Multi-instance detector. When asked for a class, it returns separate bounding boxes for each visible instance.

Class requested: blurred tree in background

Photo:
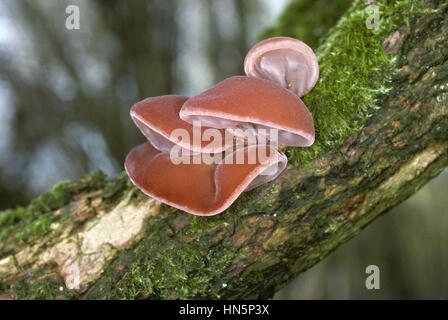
[0,0,270,208]
[0,0,446,299]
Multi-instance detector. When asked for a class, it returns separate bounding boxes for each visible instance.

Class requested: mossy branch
[0,0,447,299]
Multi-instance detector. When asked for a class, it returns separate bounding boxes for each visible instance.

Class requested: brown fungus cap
[125,142,287,216]
[131,95,232,153]
[244,37,319,97]
[180,76,315,147]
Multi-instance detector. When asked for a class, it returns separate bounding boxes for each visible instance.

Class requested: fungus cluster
[125,37,319,216]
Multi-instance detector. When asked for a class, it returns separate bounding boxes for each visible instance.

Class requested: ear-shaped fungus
[180,76,314,147]
[125,37,319,216]
[131,95,232,153]
[125,142,287,216]
[244,37,319,97]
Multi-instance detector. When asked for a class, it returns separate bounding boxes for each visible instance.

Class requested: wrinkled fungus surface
[125,143,287,216]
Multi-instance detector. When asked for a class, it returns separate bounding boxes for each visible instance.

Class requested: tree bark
[0,0,447,299]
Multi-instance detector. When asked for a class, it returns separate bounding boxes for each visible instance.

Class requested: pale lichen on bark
[1,189,159,293]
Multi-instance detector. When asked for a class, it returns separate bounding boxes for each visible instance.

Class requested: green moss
[189,214,229,236]
[101,171,130,199]
[262,0,429,168]
[125,243,233,299]
[0,170,108,253]
[91,212,239,299]
[10,267,77,300]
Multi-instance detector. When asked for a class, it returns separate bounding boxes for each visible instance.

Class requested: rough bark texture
[0,0,447,299]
